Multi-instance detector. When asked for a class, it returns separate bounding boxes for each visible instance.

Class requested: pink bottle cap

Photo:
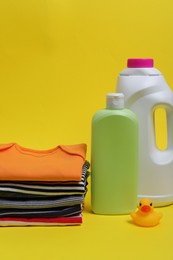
[127,58,154,68]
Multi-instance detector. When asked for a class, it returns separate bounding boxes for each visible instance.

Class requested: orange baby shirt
[0,143,87,181]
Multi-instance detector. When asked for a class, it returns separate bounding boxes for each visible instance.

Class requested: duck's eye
[139,203,142,206]
[150,203,153,206]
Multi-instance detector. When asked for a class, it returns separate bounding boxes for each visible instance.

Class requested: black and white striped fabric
[0,205,82,218]
[0,195,84,209]
[0,161,90,219]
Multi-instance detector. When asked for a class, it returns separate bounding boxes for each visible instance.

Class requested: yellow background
[0,0,173,259]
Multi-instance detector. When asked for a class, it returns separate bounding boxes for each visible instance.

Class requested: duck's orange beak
[141,205,151,213]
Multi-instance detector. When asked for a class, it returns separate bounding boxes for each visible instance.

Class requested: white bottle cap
[106,93,124,109]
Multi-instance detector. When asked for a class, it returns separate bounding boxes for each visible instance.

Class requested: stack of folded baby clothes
[0,143,90,226]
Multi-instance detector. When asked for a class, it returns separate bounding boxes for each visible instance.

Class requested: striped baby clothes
[0,143,90,226]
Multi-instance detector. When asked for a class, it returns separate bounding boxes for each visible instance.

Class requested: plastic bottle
[116,58,173,206]
[91,93,138,214]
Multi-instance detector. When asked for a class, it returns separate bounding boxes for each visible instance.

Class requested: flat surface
[0,194,173,260]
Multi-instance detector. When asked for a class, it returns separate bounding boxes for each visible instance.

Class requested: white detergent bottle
[116,58,173,206]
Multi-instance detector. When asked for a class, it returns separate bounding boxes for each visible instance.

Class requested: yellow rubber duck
[130,198,162,227]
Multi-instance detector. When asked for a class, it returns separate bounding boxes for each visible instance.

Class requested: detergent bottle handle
[150,103,173,164]
[166,104,173,150]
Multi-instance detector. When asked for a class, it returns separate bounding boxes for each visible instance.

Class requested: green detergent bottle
[91,93,138,214]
